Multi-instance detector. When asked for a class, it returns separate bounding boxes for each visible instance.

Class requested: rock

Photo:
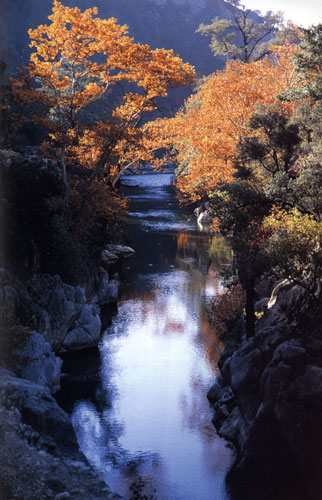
[101,249,119,266]
[197,210,210,225]
[95,267,110,304]
[62,304,102,351]
[92,268,119,304]
[208,280,322,500]
[261,363,294,409]
[0,285,19,307]
[254,297,269,313]
[0,369,125,499]
[13,331,63,393]
[0,369,77,447]
[106,280,119,303]
[101,244,135,267]
[289,365,322,409]
[228,337,272,425]
[271,340,307,370]
[55,492,71,500]
[17,274,86,350]
[105,244,135,258]
[207,375,229,404]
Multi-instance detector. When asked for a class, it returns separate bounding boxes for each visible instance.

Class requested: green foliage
[294,24,322,101]
[244,107,301,176]
[197,2,284,62]
[264,208,322,293]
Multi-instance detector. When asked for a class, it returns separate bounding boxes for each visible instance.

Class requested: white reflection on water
[72,267,233,499]
[71,172,233,499]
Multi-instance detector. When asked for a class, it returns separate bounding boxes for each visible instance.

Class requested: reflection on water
[66,172,234,499]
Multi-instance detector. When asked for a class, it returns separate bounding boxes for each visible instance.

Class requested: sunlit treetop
[148,42,298,202]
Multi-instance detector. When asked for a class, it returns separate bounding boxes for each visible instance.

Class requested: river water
[60,171,234,500]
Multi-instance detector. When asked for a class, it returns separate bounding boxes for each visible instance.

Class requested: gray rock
[22,274,85,349]
[13,331,63,393]
[94,268,118,305]
[289,365,322,409]
[271,340,307,369]
[197,210,211,225]
[101,249,119,266]
[261,363,294,409]
[55,493,71,500]
[62,304,101,351]
[101,244,135,267]
[104,244,135,258]
[0,285,19,307]
[106,280,119,303]
[0,369,125,500]
[230,346,265,425]
[254,297,269,313]
[0,370,77,447]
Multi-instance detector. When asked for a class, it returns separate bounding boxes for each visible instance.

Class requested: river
[59,170,234,500]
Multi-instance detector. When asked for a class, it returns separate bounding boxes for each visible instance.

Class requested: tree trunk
[60,149,69,200]
[245,283,255,338]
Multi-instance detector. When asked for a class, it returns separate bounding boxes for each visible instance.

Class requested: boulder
[0,369,76,447]
[197,210,211,225]
[101,249,119,266]
[105,244,135,258]
[271,340,307,370]
[19,274,87,350]
[289,365,322,409]
[101,244,135,267]
[92,268,119,304]
[13,331,63,393]
[62,304,102,351]
[0,369,124,500]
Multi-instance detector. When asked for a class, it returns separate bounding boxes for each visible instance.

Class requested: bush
[211,284,246,338]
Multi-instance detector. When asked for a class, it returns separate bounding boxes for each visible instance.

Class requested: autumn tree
[197,0,285,63]
[150,43,297,205]
[10,1,195,196]
[148,41,298,337]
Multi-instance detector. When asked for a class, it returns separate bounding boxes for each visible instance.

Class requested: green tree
[197,0,284,62]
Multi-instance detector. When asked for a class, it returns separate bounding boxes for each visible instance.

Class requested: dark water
[61,172,234,499]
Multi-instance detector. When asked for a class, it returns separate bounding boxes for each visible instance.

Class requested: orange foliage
[10,1,195,191]
[211,284,246,337]
[149,43,297,202]
[56,178,128,243]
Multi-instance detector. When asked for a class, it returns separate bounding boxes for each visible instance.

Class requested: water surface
[63,171,234,499]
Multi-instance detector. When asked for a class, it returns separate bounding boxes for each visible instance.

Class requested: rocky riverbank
[0,246,134,499]
[208,281,322,500]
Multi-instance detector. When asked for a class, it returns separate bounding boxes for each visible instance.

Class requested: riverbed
[60,171,234,499]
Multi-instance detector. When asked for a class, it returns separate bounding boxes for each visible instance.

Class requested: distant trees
[197,0,284,62]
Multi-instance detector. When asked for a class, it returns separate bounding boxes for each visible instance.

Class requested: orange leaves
[154,44,297,202]
[211,284,246,337]
[10,1,195,195]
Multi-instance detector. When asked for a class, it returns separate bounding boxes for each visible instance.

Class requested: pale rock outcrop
[13,331,63,393]
[62,304,101,351]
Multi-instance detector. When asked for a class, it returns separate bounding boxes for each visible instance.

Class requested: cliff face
[208,283,322,500]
